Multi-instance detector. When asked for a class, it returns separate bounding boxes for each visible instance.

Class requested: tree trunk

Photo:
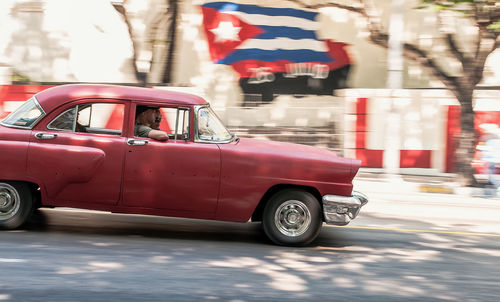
[455,93,479,187]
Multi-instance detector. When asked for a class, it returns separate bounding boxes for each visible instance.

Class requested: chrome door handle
[127,139,148,146]
[35,133,58,140]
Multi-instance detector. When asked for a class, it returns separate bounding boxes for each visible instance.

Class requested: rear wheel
[262,189,322,246]
[0,181,34,229]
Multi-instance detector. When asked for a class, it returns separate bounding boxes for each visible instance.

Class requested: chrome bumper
[322,191,368,225]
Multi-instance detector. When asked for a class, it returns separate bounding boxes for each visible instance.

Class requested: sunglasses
[154,117,162,123]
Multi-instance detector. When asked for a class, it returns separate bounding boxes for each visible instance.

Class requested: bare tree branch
[474,29,483,62]
[286,0,365,14]
[287,0,459,91]
[445,33,469,67]
[402,42,460,93]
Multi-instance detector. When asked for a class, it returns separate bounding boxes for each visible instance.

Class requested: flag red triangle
[200,6,264,62]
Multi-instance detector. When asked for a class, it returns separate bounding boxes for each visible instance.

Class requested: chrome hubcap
[274,200,311,237]
[0,184,20,221]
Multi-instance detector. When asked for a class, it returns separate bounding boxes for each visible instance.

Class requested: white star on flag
[210,21,241,42]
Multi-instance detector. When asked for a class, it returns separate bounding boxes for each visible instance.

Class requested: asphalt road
[1,203,499,302]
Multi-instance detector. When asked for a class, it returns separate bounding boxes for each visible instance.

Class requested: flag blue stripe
[218,49,333,64]
[256,26,318,40]
[201,2,318,20]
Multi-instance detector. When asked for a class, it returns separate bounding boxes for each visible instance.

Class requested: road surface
[1,191,500,302]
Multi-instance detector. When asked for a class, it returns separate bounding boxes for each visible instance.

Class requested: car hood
[235,136,344,161]
[220,137,360,184]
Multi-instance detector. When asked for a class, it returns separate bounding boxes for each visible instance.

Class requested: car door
[27,100,127,206]
[122,103,220,215]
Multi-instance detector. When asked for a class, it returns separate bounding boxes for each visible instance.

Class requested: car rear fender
[0,131,30,181]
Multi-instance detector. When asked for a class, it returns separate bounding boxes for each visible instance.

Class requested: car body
[0,84,367,245]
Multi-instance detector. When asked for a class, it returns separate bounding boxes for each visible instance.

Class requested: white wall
[0,0,136,83]
[342,88,500,172]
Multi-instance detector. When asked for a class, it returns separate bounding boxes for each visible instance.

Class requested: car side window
[48,103,124,135]
[160,107,190,140]
[47,107,76,131]
[1,97,45,129]
[134,106,189,140]
[196,106,232,142]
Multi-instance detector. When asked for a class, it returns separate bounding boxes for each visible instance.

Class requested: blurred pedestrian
[477,124,500,196]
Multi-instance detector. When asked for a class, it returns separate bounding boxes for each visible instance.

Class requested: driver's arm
[148,129,169,141]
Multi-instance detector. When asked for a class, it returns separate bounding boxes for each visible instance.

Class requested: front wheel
[262,189,322,246]
[0,181,34,229]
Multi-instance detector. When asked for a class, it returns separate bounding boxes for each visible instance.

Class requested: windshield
[197,106,233,142]
[1,97,45,129]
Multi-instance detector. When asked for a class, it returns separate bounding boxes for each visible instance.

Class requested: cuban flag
[199,1,351,79]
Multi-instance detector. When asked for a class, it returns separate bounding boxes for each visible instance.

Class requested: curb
[417,183,499,199]
[355,179,500,200]
[418,184,454,194]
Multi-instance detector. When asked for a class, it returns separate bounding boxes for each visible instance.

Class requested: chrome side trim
[0,122,32,130]
[322,191,368,226]
[127,139,148,146]
[34,132,58,140]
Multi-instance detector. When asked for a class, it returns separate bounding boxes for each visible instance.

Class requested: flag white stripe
[237,38,328,52]
[213,0,314,10]
[225,11,319,31]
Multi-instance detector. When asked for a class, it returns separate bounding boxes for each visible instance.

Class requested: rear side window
[48,103,124,135]
[1,97,45,129]
[47,107,76,131]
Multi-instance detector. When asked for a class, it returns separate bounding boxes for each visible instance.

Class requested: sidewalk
[352,170,500,235]
[354,170,500,200]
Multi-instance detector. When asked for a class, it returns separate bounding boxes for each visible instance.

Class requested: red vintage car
[0,84,367,246]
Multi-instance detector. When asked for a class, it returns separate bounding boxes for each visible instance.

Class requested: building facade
[1,0,499,173]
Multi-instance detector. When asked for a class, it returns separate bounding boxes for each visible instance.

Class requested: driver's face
[151,110,162,129]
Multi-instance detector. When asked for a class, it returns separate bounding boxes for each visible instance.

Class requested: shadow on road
[22,208,497,248]
[24,208,270,245]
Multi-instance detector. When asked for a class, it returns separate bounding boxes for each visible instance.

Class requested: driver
[134,106,168,141]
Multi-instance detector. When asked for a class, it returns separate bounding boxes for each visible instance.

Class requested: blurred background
[0,0,499,189]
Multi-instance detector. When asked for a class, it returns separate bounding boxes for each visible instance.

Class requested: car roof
[35,84,208,113]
